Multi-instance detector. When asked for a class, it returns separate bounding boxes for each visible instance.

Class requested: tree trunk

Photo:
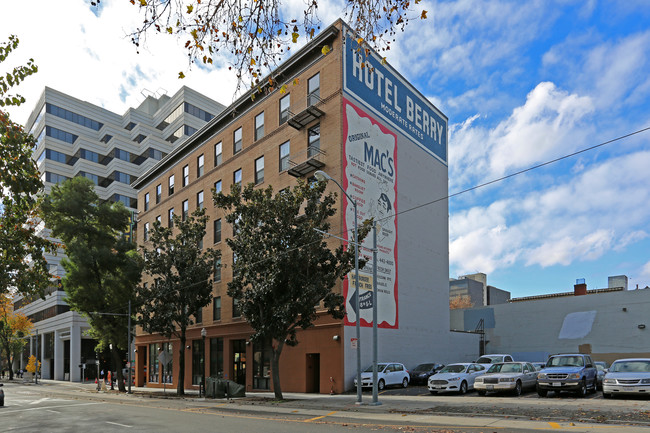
[111,347,125,392]
[271,339,285,400]
[3,344,13,380]
[177,332,186,396]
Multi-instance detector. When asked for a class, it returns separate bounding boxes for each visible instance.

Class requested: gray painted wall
[454,288,650,364]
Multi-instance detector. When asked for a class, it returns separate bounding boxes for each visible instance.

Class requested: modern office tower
[14,86,225,382]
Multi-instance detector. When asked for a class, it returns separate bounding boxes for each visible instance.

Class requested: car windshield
[547,356,584,367]
[364,364,387,373]
[439,364,467,374]
[477,356,501,363]
[413,364,435,372]
[487,363,521,373]
[610,361,650,373]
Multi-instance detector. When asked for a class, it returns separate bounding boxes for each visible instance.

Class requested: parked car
[428,363,486,394]
[354,362,409,390]
[532,362,546,371]
[475,354,514,369]
[602,358,650,398]
[474,362,538,396]
[594,361,609,390]
[0,383,4,406]
[409,363,444,385]
[536,353,598,397]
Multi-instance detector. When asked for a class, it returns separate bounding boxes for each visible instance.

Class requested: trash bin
[205,377,245,398]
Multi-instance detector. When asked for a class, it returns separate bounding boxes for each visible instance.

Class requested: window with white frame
[168,175,175,196]
[197,154,204,177]
[279,94,290,125]
[168,208,174,228]
[197,190,204,209]
[233,168,242,189]
[308,123,320,157]
[279,141,290,171]
[214,179,222,194]
[182,199,189,221]
[255,112,264,140]
[255,156,264,184]
[214,141,222,166]
[234,127,242,154]
[308,73,320,105]
[182,165,189,187]
[144,192,150,211]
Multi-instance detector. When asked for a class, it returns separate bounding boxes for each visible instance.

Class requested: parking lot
[367,384,605,399]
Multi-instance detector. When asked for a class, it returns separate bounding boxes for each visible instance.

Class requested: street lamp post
[201,327,207,398]
[314,170,362,404]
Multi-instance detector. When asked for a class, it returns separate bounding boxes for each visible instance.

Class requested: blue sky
[2,0,649,297]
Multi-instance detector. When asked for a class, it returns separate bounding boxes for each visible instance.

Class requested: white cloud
[450,149,650,274]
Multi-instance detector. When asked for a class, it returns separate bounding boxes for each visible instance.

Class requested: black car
[409,363,444,385]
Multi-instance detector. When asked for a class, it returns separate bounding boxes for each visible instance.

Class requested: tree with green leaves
[0,293,33,380]
[137,207,220,396]
[213,180,368,399]
[114,0,427,91]
[1,35,57,299]
[41,177,143,392]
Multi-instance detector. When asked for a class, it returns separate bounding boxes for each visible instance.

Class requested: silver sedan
[603,358,650,398]
[474,362,538,396]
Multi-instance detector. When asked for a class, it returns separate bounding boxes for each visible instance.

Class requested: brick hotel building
[133,20,478,393]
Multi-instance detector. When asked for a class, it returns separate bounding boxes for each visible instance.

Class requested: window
[233,169,242,190]
[233,127,242,154]
[125,122,136,131]
[79,172,99,185]
[214,141,222,166]
[114,171,131,184]
[308,73,320,105]
[161,342,173,384]
[214,218,221,244]
[144,222,150,242]
[232,298,241,318]
[308,123,320,157]
[45,149,68,164]
[156,215,161,224]
[149,343,160,383]
[255,156,264,184]
[197,154,204,177]
[115,148,130,162]
[253,341,272,389]
[197,190,204,209]
[46,103,103,131]
[185,102,213,121]
[144,193,150,211]
[157,103,183,130]
[156,184,162,204]
[255,112,264,140]
[279,94,290,125]
[46,126,78,144]
[182,200,189,221]
[195,307,202,324]
[148,148,163,160]
[133,134,146,144]
[191,340,203,385]
[182,165,189,187]
[214,180,222,194]
[279,141,290,171]
[214,258,221,282]
[80,148,99,163]
[168,175,175,195]
[209,337,223,377]
[45,172,69,185]
[168,208,174,228]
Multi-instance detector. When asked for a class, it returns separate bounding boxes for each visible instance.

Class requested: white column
[70,325,81,382]
[54,329,65,380]
[40,333,47,379]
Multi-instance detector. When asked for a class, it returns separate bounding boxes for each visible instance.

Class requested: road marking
[106,421,132,428]
[46,409,61,414]
[548,422,562,429]
[0,402,100,414]
[304,411,337,422]
[30,397,50,405]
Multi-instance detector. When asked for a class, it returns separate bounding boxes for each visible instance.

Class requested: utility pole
[128,300,132,394]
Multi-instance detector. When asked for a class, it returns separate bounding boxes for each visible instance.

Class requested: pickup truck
[536,353,598,397]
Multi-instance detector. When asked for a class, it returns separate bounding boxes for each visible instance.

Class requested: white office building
[14,86,224,381]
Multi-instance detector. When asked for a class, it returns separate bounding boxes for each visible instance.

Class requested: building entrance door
[305,353,320,393]
[232,339,246,385]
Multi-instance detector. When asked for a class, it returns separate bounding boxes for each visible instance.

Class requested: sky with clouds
[1,0,649,297]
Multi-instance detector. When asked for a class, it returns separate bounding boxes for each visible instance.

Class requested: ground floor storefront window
[149,343,159,383]
[253,341,271,389]
[161,342,173,384]
[210,337,223,378]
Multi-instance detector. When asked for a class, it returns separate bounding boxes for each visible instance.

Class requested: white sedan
[354,362,409,390]
[602,358,650,398]
[428,363,486,394]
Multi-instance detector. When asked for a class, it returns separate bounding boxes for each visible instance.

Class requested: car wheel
[602,391,612,399]
[477,390,486,396]
[378,379,385,391]
[459,381,468,395]
[589,378,597,394]
[576,379,587,398]
[537,386,548,397]
[513,380,522,396]
[402,378,408,388]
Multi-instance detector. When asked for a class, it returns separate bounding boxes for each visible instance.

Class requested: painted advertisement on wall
[343,32,448,166]
[343,98,398,329]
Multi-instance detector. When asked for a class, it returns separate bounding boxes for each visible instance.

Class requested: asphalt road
[1,380,650,433]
